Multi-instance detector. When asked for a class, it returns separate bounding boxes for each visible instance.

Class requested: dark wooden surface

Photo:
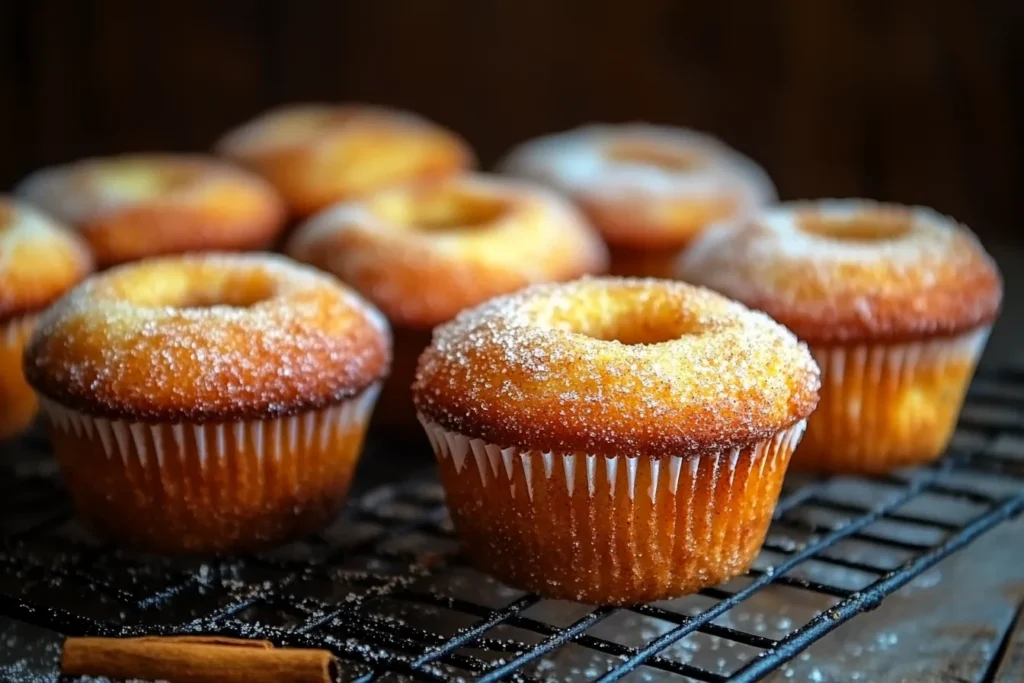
[1,0,1021,242]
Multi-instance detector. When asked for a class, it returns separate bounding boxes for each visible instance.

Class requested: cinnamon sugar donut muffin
[414,278,819,604]
[24,253,390,553]
[678,199,1002,473]
[216,104,475,218]
[0,198,93,439]
[288,173,608,429]
[499,124,775,278]
[15,154,285,268]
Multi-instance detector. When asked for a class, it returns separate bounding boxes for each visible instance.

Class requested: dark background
[0,7,1022,678]
[1,0,1021,244]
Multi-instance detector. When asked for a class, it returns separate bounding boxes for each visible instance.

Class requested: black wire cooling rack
[2,367,1024,682]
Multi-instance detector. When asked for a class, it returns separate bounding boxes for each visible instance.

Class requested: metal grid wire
[1,367,1024,682]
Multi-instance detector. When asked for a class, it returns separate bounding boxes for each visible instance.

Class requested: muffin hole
[605,141,705,172]
[175,286,274,310]
[291,109,359,132]
[582,321,701,345]
[116,267,277,310]
[543,287,710,345]
[370,187,511,232]
[798,210,912,242]
[99,161,195,199]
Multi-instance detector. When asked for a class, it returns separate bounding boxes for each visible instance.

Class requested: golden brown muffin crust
[499,124,776,250]
[414,278,819,457]
[216,104,475,217]
[678,200,1003,345]
[15,154,285,267]
[287,174,609,329]
[24,254,391,423]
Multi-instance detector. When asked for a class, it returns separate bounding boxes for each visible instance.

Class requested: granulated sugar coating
[24,253,391,423]
[498,124,776,205]
[215,103,475,218]
[498,124,777,251]
[14,153,286,269]
[413,277,819,457]
[677,199,1003,345]
[286,173,608,329]
[14,153,281,230]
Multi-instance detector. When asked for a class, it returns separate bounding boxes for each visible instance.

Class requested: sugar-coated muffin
[15,153,286,268]
[0,197,93,438]
[678,199,1002,473]
[24,253,390,553]
[216,103,475,218]
[499,124,775,277]
[414,278,819,604]
[287,173,608,429]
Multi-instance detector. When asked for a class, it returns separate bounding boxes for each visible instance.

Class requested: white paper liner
[40,382,381,470]
[803,326,990,463]
[420,417,806,503]
[420,417,806,602]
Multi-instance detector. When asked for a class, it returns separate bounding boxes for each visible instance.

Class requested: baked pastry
[24,253,390,553]
[287,173,608,428]
[216,104,475,218]
[0,198,93,439]
[15,153,285,268]
[678,199,1001,473]
[414,278,819,604]
[498,124,775,277]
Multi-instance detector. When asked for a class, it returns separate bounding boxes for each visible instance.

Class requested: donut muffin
[288,173,608,429]
[0,198,93,439]
[24,254,390,553]
[414,278,819,604]
[216,104,474,218]
[678,199,1001,473]
[15,154,285,268]
[499,124,775,277]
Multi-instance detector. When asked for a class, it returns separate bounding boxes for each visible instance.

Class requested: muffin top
[0,196,93,320]
[677,200,1003,345]
[287,173,608,329]
[499,124,776,249]
[216,103,475,217]
[414,277,819,457]
[24,253,390,423]
[15,153,286,267]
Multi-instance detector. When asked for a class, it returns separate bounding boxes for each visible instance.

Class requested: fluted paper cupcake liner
[40,383,380,553]
[421,417,805,605]
[795,326,990,473]
[0,314,37,439]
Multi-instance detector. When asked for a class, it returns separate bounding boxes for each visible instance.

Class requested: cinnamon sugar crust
[15,154,286,267]
[678,200,1003,345]
[287,174,609,329]
[499,124,776,250]
[24,253,391,423]
[216,103,475,217]
[413,278,819,457]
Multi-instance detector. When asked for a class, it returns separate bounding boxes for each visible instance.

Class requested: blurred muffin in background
[287,173,608,430]
[216,103,475,219]
[499,123,775,277]
[0,197,92,439]
[15,153,285,268]
[677,199,1002,473]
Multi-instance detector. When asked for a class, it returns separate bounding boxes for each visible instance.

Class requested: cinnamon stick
[62,635,336,683]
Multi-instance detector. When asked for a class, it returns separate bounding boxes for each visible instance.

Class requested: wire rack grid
[1,367,1023,682]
